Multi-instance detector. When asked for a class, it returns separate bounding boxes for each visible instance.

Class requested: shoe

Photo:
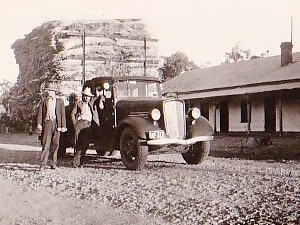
[50,165,56,169]
[39,166,45,171]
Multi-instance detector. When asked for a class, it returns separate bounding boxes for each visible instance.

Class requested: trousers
[73,120,92,167]
[41,120,60,167]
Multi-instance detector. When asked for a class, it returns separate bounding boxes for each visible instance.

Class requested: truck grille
[163,99,186,139]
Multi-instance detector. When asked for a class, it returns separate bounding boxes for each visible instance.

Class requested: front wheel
[182,141,210,164]
[119,127,148,171]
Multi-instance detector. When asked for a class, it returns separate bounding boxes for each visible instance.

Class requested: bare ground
[0,133,299,224]
[210,134,300,161]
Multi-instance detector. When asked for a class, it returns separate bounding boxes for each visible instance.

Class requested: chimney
[280,42,293,66]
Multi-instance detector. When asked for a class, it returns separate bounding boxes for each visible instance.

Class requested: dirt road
[0,133,299,224]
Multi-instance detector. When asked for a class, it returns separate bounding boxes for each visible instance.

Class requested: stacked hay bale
[10,19,160,121]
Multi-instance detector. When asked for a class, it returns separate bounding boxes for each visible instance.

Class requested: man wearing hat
[71,86,99,167]
[36,83,66,170]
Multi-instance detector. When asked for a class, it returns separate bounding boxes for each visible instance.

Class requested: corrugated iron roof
[162,52,300,98]
[179,82,300,99]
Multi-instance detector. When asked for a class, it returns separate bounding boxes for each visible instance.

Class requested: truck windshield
[115,80,161,99]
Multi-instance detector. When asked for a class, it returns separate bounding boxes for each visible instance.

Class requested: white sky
[1,0,300,83]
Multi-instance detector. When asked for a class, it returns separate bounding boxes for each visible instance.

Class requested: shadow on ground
[1,133,300,167]
[0,149,40,165]
[211,135,300,161]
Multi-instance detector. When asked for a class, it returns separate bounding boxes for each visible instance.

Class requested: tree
[225,42,251,63]
[0,80,13,112]
[160,51,199,81]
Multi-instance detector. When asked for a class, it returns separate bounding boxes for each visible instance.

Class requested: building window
[241,100,251,123]
[200,103,210,120]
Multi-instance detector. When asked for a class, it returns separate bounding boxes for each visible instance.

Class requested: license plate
[149,130,164,140]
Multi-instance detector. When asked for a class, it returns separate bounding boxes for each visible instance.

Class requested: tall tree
[0,80,13,112]
[225,42,251,63]
[160,51,198,81]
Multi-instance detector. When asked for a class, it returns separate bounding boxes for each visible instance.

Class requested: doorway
[200,103,209,120]
[264,97,276,133]
[219,101,229,132]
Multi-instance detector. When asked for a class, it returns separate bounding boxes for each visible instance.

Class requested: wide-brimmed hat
[82,87,94,97]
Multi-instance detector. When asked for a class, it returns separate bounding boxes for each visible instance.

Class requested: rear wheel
[57,146,67,158]
[119,127,148,171]
[58,132,73,158]
[182,141,210,164]
[96,150,107,156]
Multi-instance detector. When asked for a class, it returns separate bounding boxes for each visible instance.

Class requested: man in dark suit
[36,83,66,170]
[63,93,79,148]
[71,87,99,167]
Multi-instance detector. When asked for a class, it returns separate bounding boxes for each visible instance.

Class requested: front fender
[118,117,159,139]
[188,116,214,137]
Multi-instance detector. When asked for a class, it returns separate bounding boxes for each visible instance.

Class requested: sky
[1,0,300,83]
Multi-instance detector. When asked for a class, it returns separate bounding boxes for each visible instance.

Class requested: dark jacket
[37,97,66,128]
[71,99,100,126]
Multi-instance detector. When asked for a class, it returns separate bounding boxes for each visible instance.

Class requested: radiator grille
[163,100,186,139]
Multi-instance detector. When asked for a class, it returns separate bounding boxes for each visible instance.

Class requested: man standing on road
[66,93,79,137]
[63,93,79,148]
[36,83,66,171]
[71,87,99,168]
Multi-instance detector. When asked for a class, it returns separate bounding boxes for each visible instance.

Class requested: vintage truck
[59,76,214,170]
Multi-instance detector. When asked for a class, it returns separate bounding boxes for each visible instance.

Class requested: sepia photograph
[0,0,299,224]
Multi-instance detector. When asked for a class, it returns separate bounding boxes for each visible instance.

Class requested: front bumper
[147,135,214,146]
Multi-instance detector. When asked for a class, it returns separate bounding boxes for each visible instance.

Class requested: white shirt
[80,102,92,122]
[46,97,56,120]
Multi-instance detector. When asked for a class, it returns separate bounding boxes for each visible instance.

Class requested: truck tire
[57,146,67,158]
[182,141,210,164]
[96,150,107,156]
[119,127,148,171]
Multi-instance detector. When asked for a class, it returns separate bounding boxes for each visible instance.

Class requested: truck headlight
[151,108,161,121]
[188,107,201,119]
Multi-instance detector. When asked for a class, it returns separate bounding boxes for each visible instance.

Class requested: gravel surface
[0,134,299,224]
